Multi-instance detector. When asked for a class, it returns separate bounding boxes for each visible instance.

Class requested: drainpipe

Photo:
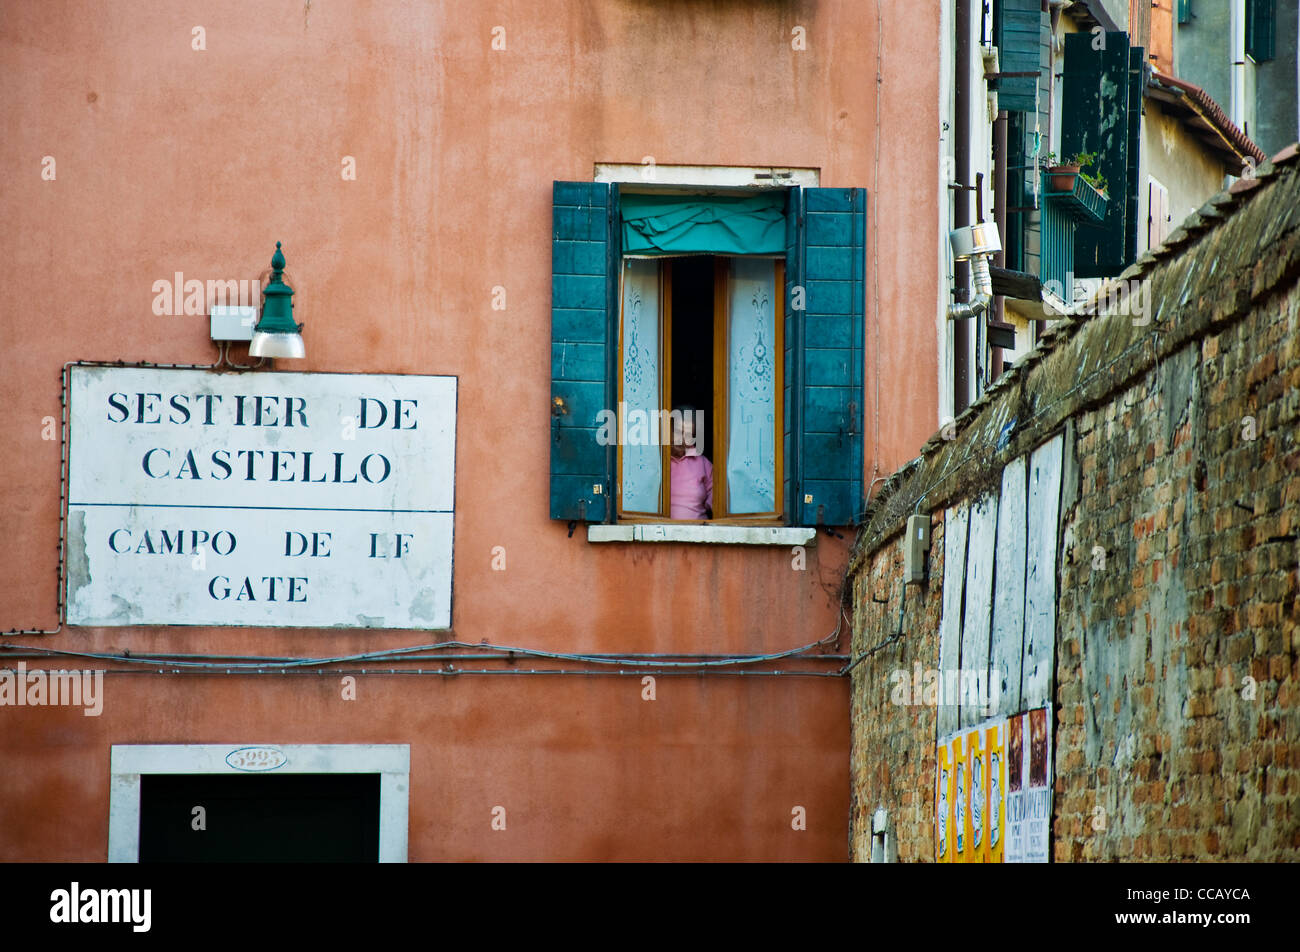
[953,0,972,414]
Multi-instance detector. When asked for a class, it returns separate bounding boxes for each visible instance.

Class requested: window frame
[108,743,410,862]
[549,177,865,530]
[614,254,785,525]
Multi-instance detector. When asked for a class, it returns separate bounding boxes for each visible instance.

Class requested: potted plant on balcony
[1080,165,1108,199]
[1044,151,1097,192]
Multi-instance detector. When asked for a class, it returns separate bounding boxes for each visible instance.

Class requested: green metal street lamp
[249,241,305,359]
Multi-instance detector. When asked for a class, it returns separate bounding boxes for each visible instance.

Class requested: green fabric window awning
[619,192,786,255]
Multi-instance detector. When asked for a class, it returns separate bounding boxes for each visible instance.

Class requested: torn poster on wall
[937,706,1051,863]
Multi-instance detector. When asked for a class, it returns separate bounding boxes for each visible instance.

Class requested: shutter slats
[550,181,616,521]
[795,187,866,526]
[996,0,1045,113]
[784,189,801,523]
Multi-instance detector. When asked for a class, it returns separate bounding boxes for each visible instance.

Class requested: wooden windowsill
[587,525,817,545]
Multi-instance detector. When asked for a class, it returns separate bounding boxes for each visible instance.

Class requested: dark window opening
[669,255,715,462]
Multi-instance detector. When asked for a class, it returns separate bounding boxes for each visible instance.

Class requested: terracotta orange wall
[1148,0,1175,74]
[0,1,940,860]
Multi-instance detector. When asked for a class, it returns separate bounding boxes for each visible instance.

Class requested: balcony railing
[1041,173,1109,303]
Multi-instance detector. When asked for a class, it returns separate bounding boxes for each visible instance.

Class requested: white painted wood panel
[992,455,1028,715]
[1022,435,1064,710]
[960,493,998,726]
[937,502,970,738]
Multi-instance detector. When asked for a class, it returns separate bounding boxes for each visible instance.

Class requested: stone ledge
[588,525,817,546]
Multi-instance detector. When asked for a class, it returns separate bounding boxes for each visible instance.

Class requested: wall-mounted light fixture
[248,241,305,359]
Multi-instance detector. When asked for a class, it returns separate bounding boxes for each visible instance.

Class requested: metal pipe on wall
[954,0,972,414]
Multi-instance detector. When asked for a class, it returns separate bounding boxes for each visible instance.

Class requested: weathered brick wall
[848,153,1300,861]
[1054,275,1300,861]
[848,514,944,862]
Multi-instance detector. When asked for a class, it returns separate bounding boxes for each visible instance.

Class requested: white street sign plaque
[66,366,455,629]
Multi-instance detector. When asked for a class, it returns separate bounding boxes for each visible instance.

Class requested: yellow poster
[953,734,969,862]
[938,714,1012,863]
[986,720,1006,864]
[967,728,987,864]
[936,740,952,862]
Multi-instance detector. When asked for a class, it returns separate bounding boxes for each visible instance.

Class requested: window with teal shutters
[995,0,1046,114]
[550,181,618,521]
[1063,31,1143,278]
[787,187,866,527]
[1246,0,1276,62]
[550,181,866,527]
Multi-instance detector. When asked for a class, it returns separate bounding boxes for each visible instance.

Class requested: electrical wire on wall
[839,588,907,677]
[0,639,849,680]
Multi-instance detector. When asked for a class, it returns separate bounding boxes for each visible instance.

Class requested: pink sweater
[670,452,713,519]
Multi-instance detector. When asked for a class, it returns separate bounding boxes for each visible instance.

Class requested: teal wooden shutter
[790,187,865,527]
[550,181,617,522]
[996,0,1044,114]
[1064,31,1138,278]
[1177,0,1192,24]
[784,189,801,524]
[1246,0,1276,61]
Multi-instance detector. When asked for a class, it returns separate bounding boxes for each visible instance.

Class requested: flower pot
[1047,164,1080,192]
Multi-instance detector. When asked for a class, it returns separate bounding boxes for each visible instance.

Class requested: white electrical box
[210,305,257,342]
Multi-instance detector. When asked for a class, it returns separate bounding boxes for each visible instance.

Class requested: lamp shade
[249,241,304,358]
[248,330,306,359]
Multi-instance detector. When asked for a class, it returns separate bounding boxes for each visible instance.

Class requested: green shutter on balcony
[996,0,1045,113]
[1177,0,1192,24]
[1246,0,1276,61]
[789,187,866,527]
[1064,31,1142,278]
[550,181,618,522]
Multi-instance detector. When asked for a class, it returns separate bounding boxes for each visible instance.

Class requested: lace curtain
[620,258,661,512]
[726,258,777,514]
